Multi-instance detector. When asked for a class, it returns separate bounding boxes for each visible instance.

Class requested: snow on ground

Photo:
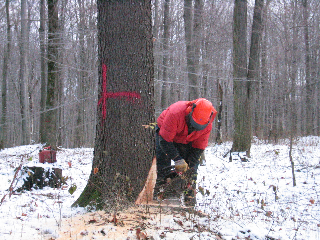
[0,136,319,240]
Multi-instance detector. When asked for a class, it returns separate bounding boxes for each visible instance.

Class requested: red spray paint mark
[97,63,141,123]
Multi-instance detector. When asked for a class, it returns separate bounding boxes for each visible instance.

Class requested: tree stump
[17,166,63,191]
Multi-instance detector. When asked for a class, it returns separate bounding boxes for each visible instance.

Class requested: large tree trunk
[73,0,154,209]
[232,0,251,154]
[1,0,11,148]
[19,0,29,145]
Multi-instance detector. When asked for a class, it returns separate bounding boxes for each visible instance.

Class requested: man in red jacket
[154,98,217,205]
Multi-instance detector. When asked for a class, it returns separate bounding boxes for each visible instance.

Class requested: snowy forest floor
[0,136,320,240]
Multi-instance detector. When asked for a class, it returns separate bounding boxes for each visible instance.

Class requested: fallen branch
[0,163,23,205]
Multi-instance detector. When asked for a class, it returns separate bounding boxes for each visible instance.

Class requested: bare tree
[302,0,313,135]
[41,0,60,148]
[248,0,264,138]
[232,0,267,154]
[232,0,251,154]
[19,0,29,145]
[216,82,223,144]
[288,0,299,136]
[160,0,170,109]
[184,0,199,100]
[74,0,88,147]
[1,0,12,148]
[39,0,47,146]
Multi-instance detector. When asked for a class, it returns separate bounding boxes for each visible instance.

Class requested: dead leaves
[309,198,315,204]
[68,183,77,195]
[265,211,273,217]
[136,228,148,240]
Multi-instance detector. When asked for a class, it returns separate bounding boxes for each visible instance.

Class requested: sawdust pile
[57,204,216,240]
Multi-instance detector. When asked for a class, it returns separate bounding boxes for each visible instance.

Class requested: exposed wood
[135,157,157,205]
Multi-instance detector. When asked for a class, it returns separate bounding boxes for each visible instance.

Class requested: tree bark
[289,0,298,136]
[73,0,154,209]
[75,0,88,147]
[193,0,203,96]
[247,0,264,138]
[19,0,29,145]
[39,0,47,146]
[41,0,60,148]
[302,0,313,135]
[161,0,170,109]
[232,0,251,154]
[184,0,199,100]
[1,0,11,148]
[216,82,223,144]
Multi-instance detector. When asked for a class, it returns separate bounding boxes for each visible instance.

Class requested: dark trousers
[155,130,199,182]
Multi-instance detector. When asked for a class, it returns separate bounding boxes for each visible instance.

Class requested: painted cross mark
[97,63,141,124]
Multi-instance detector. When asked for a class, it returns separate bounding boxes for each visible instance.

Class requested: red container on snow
[39,147,56,163]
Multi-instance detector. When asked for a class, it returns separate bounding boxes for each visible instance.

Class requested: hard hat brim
[189,116,208,131]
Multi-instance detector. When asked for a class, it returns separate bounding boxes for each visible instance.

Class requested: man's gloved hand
[174,159,189,174]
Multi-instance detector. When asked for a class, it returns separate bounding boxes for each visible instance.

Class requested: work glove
[174,159,189,174]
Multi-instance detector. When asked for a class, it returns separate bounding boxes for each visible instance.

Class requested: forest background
[0,0,319,150]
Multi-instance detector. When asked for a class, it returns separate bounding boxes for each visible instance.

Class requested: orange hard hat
[186,98,216,130]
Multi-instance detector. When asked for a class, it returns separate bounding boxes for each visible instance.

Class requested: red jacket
[157,101,216,150]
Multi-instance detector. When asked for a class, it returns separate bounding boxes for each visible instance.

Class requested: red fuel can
[39,147,56,163]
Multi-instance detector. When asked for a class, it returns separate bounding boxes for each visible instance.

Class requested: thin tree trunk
[260,0,270,139]
[232,0,251,155]
[290,0,298,136]
[303,0,313,135]
[1,0,11,148]
[75,0,87,147]
[289,126,296,186]
[153,0,161,115]
[19,0,29,145]
[41,0,60,148]
[57,1,65,147]
[39,0,47,146]
[216,82,223,144]
[193,0,203,96]
[184,0,199,100]
[161,0,170,110]
[247,0,264,138]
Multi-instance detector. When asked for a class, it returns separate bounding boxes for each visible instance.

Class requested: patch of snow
[0,137,319,239]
